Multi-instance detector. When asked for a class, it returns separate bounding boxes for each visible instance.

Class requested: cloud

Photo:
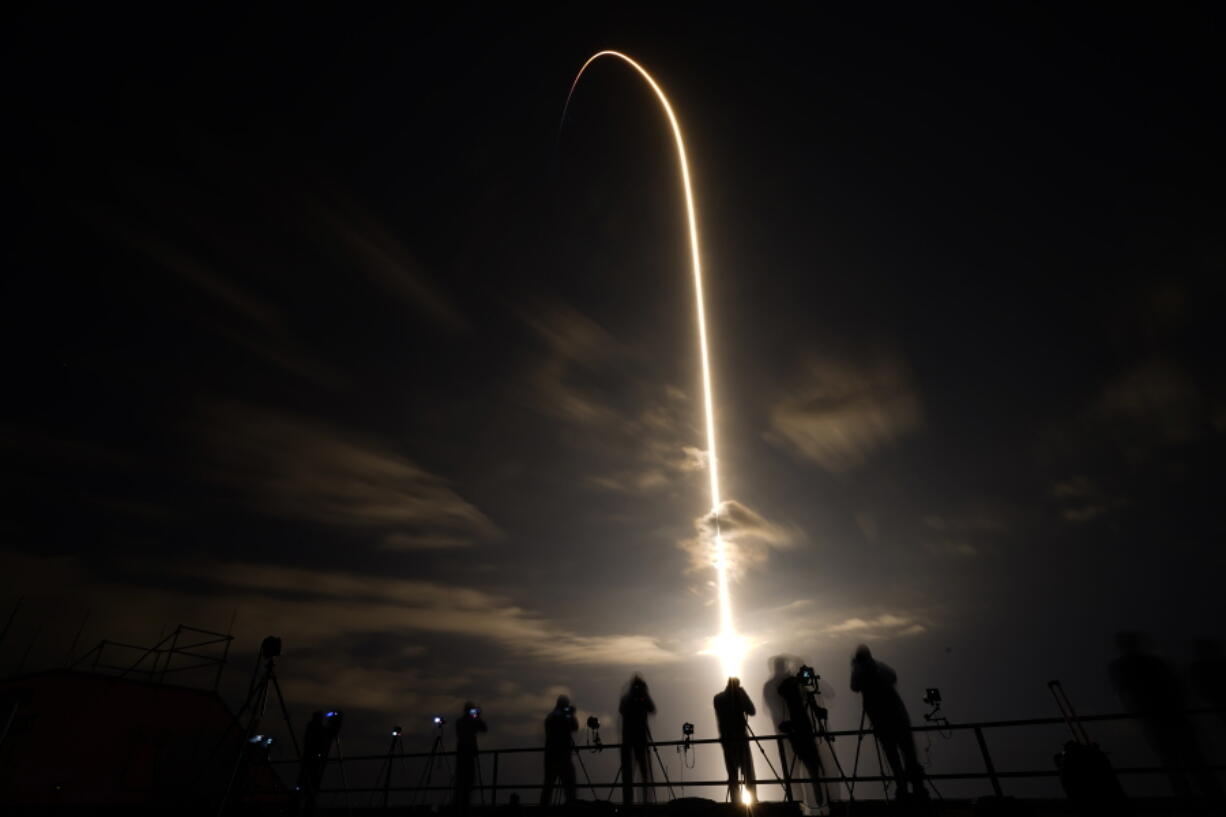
[1091,358,1211,453]
[199,405,501,548]
[189,562,679,667]
[820,614,927,639]
[679,499,801,579]
[307,198,470,333]
[100,219,345,387]
[520,301,706,496]
[766,351,923,472]
[1051,475,1126,524]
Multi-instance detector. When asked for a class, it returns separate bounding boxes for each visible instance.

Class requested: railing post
[973,726,1004,798]
[491,751,499,807]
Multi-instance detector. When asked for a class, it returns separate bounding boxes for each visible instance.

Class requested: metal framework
[69,623,234,690]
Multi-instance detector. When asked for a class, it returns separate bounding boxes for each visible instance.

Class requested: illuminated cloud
[820,614,927,639]
[766,352,923,472]
[679,499,800,579]
[521,301,705,495]
[198,406,501,548]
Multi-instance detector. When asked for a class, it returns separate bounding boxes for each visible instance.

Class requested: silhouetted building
[0,669,283,808]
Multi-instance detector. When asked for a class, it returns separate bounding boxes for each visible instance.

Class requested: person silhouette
[713,676,758,803]
[453,701,487,813]
[850,645,926,802]
[295,711,326,814]
[619,674,656,805]
[1109,631,1222,802]
[540,694,579,805]
[764,656,797,801]
[777,663,827,812]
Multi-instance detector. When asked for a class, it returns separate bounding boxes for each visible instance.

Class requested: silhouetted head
[853,644,873,664]
[628,673,648,696]
[462,700,479,717]
[769,655,790,675]
[555,694,571,710]
[726,676,740,690]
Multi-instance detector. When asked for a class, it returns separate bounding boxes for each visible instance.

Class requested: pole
[973,726,1004,798]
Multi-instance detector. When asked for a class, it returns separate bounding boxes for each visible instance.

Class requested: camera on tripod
[797,664,820,689]
[586,716,600,730]
[432,715,446,727]
[563,705,575,717]
[923,687,941,707]
[682,722,694,736]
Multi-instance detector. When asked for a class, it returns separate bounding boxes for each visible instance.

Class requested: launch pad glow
[563,51,744,681]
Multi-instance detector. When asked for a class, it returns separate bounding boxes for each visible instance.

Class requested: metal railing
[266,707,1226,806]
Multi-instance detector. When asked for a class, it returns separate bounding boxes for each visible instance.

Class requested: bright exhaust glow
[564,51,741,680]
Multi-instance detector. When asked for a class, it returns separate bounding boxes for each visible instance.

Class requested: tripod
[370,730,409,809]
[216,652,300,816]
[800,682,855,804]
[743,720,784,803]
[413,725,452,807]
[645,724,676,801]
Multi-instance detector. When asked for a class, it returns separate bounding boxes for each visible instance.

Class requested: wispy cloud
[198,405,501,549]
[191,562,679,667]
[1051,475,1126,524]
[766,351,923,472]
[820,614,927,639]
[520,301,705,495]
[679,499,801,579]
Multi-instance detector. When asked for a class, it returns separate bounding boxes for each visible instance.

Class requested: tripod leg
[270,675,302,759]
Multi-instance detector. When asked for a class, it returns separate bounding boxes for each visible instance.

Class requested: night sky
[4,2,1224,794]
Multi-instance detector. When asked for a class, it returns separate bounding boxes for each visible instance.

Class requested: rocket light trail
[562,51,744,682]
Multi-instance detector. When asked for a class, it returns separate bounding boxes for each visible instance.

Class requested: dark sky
[3,2,1224,794]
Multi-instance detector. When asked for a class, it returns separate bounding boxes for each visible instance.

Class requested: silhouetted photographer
[541,694,579,805]
[1110,631,1222,803]
[778,664,827,811]
[454,701,487,813]
[713,676,757,803]
[850,645,926,802]
[619,674,656,805]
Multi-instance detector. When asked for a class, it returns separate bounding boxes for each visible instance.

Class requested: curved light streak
[562,51,742,681]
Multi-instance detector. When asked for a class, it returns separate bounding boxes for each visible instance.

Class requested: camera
[432,715,446,727]
[260,635,283,659]
[798,665,819,683]
[562,705,575,717]
[468,707,481,718]
[391,725,402,737]
[923,688,942,706]
[682,722,694,736]
[586,716,600,730]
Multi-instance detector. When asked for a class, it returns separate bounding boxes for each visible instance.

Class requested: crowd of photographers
[430,644,927,813]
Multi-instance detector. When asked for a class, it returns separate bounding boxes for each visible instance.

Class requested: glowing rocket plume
[562,51,743,680]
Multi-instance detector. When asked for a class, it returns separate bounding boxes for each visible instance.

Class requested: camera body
[468,707,481,718]
[586,715,600,730]
[432,715,446,727]
[798,664,819,683]
[682,722,695,736]
[562,705,575,717]
[923,687,942,706]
